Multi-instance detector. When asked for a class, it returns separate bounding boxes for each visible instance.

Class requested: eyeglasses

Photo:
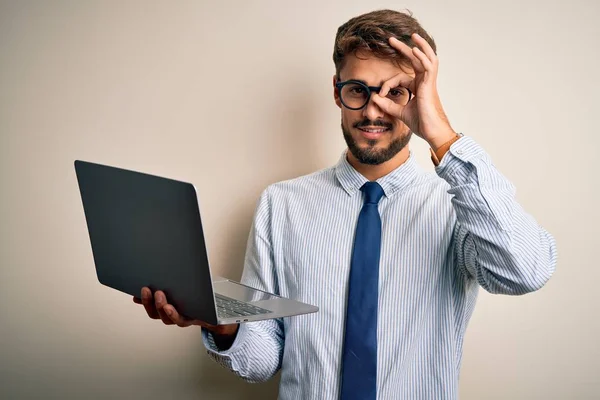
[335,79,412,111]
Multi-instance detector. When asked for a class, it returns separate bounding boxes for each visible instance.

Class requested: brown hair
[333,9,437,77]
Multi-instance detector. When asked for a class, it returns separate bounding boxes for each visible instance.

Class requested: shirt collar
[334,149,422,198]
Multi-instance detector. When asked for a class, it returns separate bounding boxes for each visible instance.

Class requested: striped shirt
[201,136,557,399]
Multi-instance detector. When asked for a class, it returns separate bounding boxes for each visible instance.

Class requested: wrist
[429,131,462,167]
[212,324,240,351]
[214,323,239,337]
[428,129,458,152]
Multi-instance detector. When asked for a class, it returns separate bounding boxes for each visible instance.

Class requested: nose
[362,93,385,121]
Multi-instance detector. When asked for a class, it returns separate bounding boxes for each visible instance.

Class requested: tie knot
[361,182,384,205]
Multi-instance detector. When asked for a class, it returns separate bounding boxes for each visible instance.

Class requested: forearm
[438,136,558,294]
[453,207,556,294]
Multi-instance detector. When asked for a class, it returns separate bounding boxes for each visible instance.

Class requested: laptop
[74,160,318,325]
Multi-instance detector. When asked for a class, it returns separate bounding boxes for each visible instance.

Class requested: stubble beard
[342,121,412,165]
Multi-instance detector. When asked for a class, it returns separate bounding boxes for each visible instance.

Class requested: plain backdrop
[1,0,598,399]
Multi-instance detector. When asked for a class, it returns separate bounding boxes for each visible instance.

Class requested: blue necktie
[340,181,385,400]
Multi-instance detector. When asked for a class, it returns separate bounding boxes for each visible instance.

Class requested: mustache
[354,119,393,129]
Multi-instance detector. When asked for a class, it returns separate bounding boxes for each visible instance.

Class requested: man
[134,9,557,400]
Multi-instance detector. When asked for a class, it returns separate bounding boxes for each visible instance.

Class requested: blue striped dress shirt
[202,136,558,399]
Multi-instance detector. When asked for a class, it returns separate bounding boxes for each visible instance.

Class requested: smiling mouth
[357,126,391,140]
[358,127,390,133]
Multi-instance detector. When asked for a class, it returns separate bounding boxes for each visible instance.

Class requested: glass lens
[340,81,411,109]
[385,87,411,106]
[340,82,370,109]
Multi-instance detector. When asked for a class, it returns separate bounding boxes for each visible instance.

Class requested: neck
[347,146,410,181]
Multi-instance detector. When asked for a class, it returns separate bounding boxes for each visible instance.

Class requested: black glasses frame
[335,79,413,110]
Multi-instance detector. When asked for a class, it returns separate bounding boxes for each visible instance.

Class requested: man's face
[334,52,414,165]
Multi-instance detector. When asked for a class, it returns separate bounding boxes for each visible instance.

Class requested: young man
[135,9,557,400]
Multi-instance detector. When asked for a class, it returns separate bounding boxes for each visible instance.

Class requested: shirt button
[456,149,464,155]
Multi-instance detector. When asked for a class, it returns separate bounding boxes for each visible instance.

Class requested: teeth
[362,128,386,133]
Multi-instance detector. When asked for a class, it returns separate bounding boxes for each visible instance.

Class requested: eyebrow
[341,78,406,88]
[346,78,370,85]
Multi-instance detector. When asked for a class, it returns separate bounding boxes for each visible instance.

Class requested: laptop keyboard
[215,294,273,319]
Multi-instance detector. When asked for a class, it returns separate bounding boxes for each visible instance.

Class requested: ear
[333,75,342,109]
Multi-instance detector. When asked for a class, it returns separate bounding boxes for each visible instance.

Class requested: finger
[411,33,437,64]
[133,296,142,304]
[412,46,434,73]
[370,95,403,118]
[196,321,213,329]
[379,73,415,98]
[162,305,193,328]
[388,36,417,61]
[154,290,175,325]
[141,287,160,319]
[389,37,424,73]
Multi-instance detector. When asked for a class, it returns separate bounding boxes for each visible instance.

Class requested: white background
[1,0,598,398]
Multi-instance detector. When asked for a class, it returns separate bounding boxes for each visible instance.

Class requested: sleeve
[436,136,558,295]
[201,187,285,382]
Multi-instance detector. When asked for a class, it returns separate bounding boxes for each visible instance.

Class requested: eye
[349,86,366,94]
[387,88,406,98]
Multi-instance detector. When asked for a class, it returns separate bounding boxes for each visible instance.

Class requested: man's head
[333,10,436,166]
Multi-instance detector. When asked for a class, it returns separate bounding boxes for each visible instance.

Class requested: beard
[342,119,412,165]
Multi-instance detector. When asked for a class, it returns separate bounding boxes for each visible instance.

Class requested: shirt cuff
[202,323,249,356]
[435,135,486,185]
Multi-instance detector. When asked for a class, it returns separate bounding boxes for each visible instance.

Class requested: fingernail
[164,307,172,316]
